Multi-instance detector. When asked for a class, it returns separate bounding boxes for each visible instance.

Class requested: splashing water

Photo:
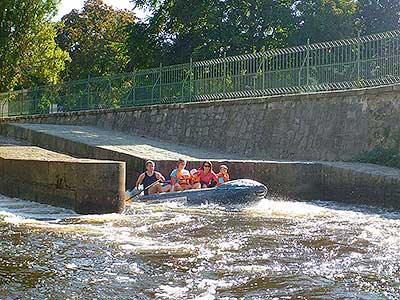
[0,194,399,299]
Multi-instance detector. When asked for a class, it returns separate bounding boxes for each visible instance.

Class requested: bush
[353,146,400,169]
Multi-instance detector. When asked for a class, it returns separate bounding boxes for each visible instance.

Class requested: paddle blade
[125,188,141,202]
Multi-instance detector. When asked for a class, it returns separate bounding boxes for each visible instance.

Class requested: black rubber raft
[133,179,268,205]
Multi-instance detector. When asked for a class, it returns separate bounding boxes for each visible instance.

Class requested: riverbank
[1,123,399,210]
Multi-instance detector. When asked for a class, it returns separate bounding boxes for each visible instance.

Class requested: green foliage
[291,0,357,45]
[3,0,399,94]
[0,0,70,92]
[56,0,135,80]
[353,146,400,169]
[127,0,399,70]
[37,92,52,114]
[356,0,400,35]
[127,0,298,68]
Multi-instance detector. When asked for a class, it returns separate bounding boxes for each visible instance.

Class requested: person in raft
[216,164,230,186]
[135,160,171,195]
[198,160,218,188]
[189,168,201,189]
[170,159,191,191]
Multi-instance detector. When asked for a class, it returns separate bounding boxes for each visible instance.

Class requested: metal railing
[1,30,400,117]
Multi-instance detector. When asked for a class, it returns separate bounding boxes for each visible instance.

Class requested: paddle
[125,179,161,202]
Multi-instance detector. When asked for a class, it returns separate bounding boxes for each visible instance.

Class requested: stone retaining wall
[2,85,400,161]
[0,147,125,214]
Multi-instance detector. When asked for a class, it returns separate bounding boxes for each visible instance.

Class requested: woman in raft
[197,160,219,188]
[135,160,171,195]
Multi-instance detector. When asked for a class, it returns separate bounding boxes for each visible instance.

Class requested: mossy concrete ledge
[0,146,125,214]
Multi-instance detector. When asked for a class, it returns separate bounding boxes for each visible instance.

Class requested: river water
[0,195,399,300]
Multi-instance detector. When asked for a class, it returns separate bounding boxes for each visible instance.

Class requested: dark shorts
[201,180,217,188]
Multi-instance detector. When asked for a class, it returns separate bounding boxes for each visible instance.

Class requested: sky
[55,0,148,21]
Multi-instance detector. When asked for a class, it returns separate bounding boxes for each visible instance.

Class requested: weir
[1,122,399,210]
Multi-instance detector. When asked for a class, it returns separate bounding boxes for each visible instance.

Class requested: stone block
[0,143,125,214]
[75,189,124,214]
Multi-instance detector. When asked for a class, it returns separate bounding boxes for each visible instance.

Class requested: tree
[127,0,298,68]
[355,0,400,35]
[56,0,135,80]
[0,0,70,92]
[291,0,357,45]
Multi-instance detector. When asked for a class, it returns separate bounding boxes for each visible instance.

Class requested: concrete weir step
[0,136,125,214]
[1,122,400,210]
[0,123,322,199]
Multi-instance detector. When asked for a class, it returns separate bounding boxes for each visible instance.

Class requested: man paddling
[135,160,170,195]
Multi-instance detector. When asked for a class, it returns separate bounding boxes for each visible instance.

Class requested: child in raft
[197,161,219,188]
[170,159,191,191]
[216,164,230,186]
[189,168,201,189]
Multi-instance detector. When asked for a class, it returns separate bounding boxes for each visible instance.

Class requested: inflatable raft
[127,179,268,205]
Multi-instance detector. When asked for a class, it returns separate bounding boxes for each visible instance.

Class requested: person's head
[190,168,198,178]
[177,158,186,171]
[220,164,228,175]
[145,160,155,172]
[202,161,212,173]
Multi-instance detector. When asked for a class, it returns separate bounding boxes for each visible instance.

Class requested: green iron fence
[1,30,400,117]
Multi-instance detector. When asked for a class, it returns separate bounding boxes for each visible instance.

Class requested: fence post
[306,38,310,88]
[189,57,193,102]
[132,69,136,105]
[357,30,361,85]
[262,54,266,90]
[223,52,227,94]
[87,73,90,110]
[159,63,162,103]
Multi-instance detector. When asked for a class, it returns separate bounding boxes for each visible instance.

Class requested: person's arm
[155,172,166,182]
[212,171,218,183]
[197,169,204,182]
[135,173,145,190]
[155,172,165,182]
[170,170,177,185]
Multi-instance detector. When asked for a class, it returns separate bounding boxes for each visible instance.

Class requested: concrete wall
[2,84,400,161]
[0,123,322,199]
[0,152,125,214]
[320,162,400,208]
[3,123,400,209]
[0,123,146,190]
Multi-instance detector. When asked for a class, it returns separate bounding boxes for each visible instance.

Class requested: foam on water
[247,196,335,218]
[0,194,77,221]
[248,197,400,245]
[1,193,400,299]
[0,195,125,236]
